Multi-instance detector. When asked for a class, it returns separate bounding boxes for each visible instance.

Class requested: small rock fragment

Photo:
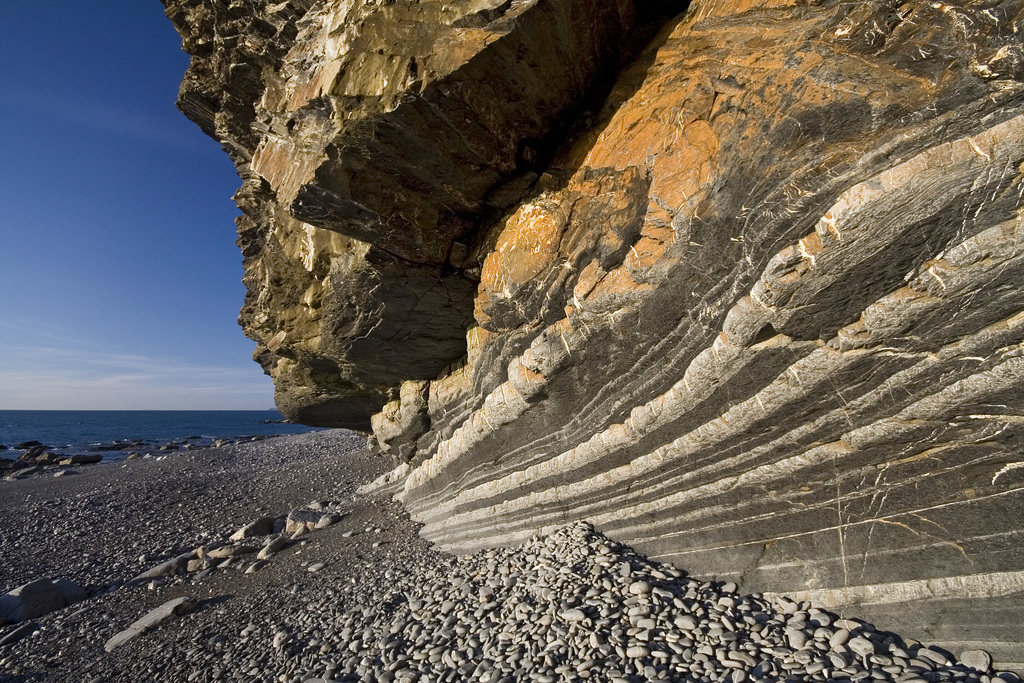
[257,537,287,560]
[229,516,277,541]
[315,512,345,529]
[58,454,102,466]
[285,510,322,535]
[127,551,196,585]
[848,636,876,657]
[245,560,268,574]
[0,622,38,647]
[104,597,196,651]
[206,544,257,559]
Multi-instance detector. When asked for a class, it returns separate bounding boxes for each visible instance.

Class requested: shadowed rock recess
[165,0,1024,669]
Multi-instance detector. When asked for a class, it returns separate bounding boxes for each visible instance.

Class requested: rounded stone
[674,615,699,630]
[960,650,992,672]
[848,636,876,657]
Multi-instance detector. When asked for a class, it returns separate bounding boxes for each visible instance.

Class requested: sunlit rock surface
[165,0,1024,668]
[163,0,646,426]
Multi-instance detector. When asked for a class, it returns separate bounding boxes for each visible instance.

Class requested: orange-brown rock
[166,0,1024,666]
[163,0,656,426]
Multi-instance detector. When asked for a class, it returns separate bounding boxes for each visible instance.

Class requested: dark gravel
[0,431,1017,683]
[0,430,376,592]
[0,429,439,682]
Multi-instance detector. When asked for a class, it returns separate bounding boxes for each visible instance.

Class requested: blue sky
[0,1,277,409]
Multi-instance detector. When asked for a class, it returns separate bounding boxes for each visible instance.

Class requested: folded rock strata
[165,0,1024,668]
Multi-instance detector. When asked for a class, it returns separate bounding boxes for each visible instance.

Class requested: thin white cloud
[0,344,275,410]
[0,320,83,345]
[0,86,219,157]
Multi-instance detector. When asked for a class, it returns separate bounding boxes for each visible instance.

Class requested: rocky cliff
[164,0,1024,667]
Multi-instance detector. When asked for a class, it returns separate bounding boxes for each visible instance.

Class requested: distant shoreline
[0,409,321,476]
[0,408,284,413]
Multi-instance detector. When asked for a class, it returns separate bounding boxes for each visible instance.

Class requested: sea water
[0,410,321,463]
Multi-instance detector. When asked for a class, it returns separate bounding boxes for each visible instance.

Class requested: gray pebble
[961,650,992,672]
[848,636,876,657]
[558,608,586,622]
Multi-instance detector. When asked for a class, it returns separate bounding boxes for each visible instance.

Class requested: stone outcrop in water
[164,0,1024,668]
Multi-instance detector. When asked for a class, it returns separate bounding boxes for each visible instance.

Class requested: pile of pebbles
[1,432,1017,683]
[268,521,1015,683]
[0,430,373,600]
[122,503,351,590]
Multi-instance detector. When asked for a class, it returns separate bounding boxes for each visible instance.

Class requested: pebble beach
[0,431,1019,683]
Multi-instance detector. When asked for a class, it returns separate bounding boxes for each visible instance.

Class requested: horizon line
[0,408,281,412]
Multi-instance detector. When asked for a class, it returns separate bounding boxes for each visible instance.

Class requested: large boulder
[18,446,47,462]
[0,579,87,624]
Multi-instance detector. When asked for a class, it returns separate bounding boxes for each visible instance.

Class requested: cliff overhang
[165,0,1024,667]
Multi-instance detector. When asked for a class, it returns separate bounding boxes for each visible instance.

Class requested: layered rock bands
[165,0,1024,668]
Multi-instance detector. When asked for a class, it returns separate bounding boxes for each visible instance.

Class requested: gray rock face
[164,0,1024,667]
